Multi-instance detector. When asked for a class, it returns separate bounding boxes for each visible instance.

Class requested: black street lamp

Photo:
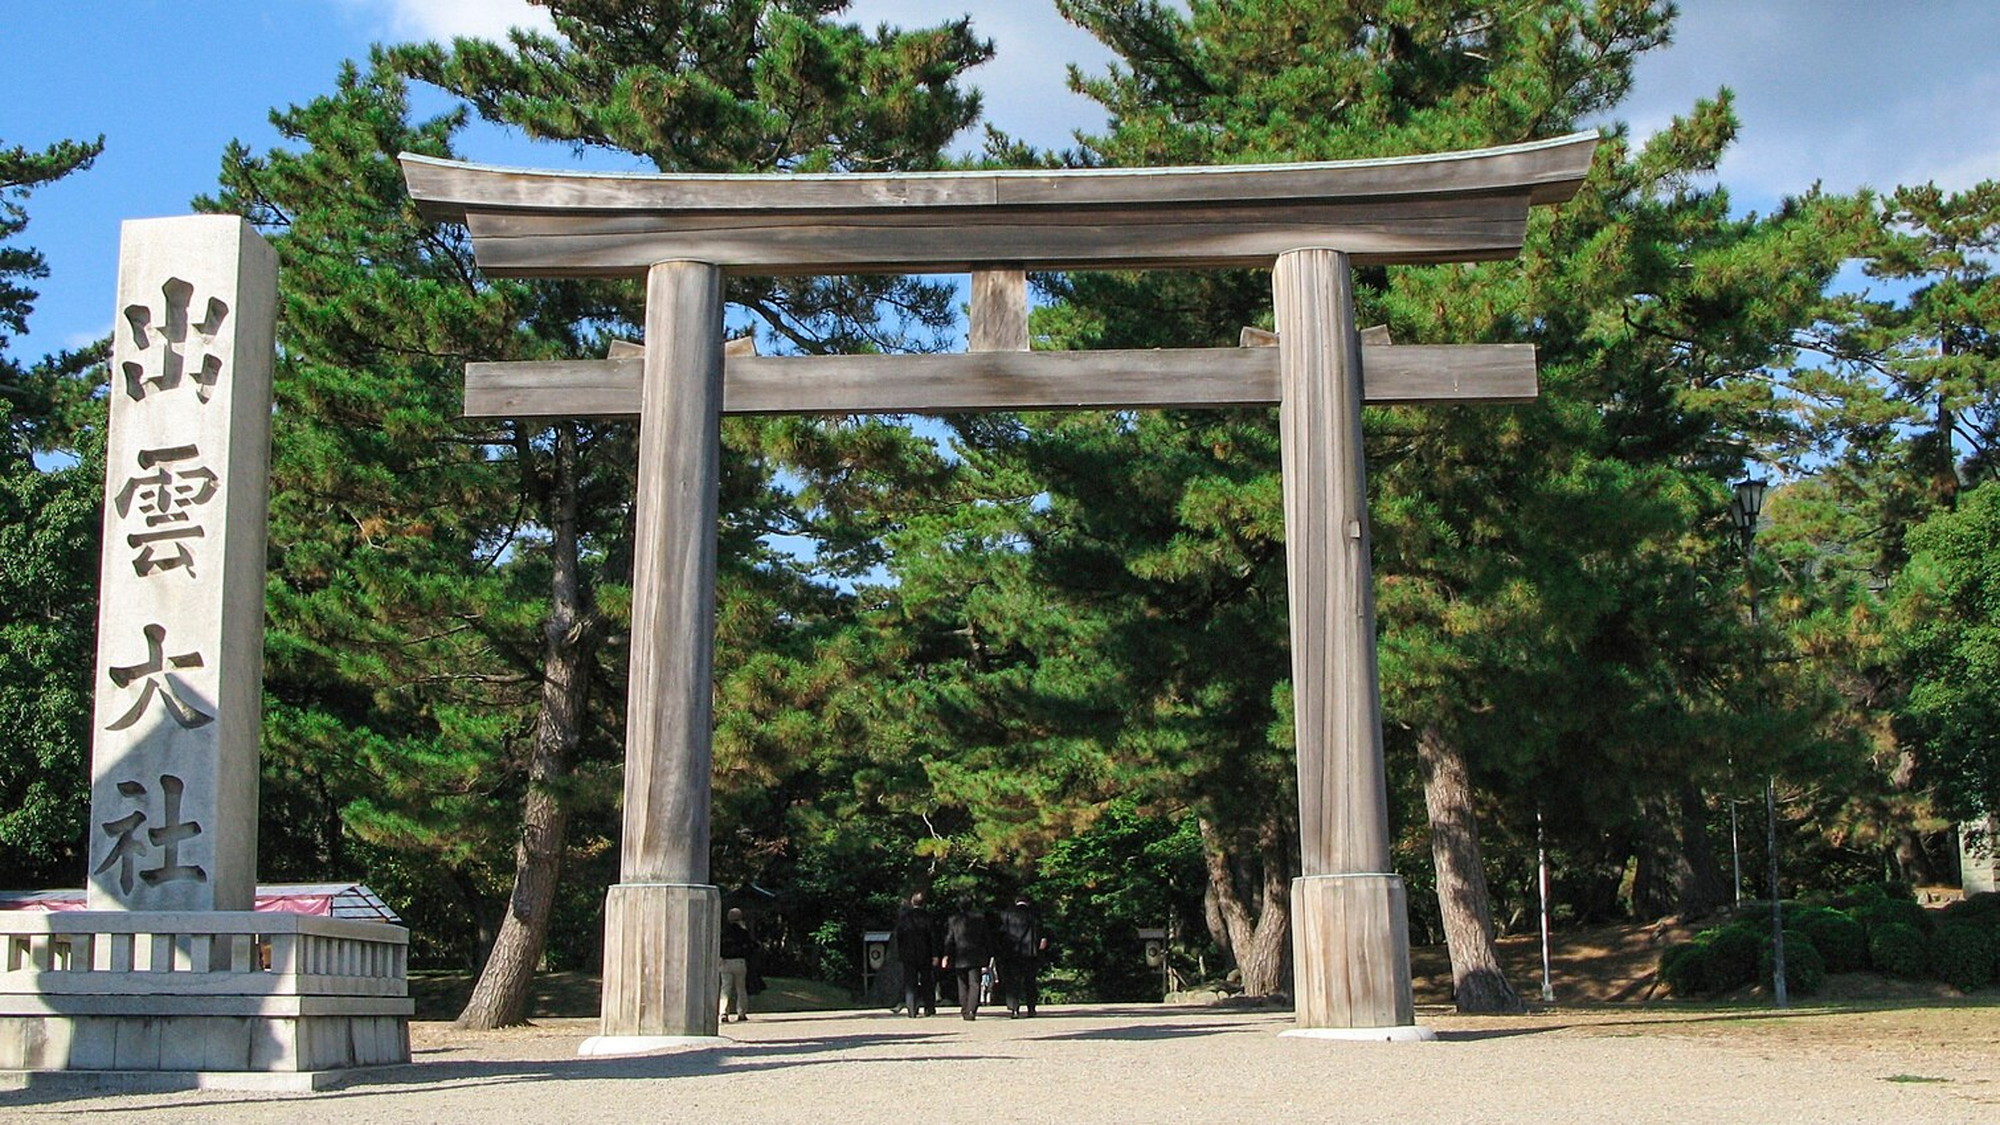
[1729,476,1787,1008]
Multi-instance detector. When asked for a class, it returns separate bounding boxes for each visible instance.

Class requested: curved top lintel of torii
[399,132,1599,279]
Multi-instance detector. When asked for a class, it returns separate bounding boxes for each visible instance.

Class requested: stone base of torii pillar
[580,883,728,1055]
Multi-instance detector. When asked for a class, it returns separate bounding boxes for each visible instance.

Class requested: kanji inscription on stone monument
[87,216,276,912]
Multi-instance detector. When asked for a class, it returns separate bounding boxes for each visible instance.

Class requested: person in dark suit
[939,895,992,1021]
[995,895,1049,1017]
[893,891,937,1018]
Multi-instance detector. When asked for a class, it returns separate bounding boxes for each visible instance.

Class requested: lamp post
[1728,477,1786,1008]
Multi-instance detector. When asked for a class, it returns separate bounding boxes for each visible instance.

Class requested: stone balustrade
[0,911,411,1075]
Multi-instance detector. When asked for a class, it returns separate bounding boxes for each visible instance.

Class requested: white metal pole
[1537,806,1555,1004]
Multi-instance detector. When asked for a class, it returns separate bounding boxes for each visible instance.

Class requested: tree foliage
[0,134,104,888]
[1892,480,2000,820]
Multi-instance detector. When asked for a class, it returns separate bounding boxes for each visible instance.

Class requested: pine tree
[210,2,994,1027]
[206,63,611,999]
[922,0,1857,1007]
[1892,479,2000,821]
[0,134,104,888]
[1765,179,2000,878]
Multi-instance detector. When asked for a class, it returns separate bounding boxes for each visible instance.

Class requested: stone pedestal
[0,912,411,1088]
[586,883,722,1052]
[1287,874,1427,1036]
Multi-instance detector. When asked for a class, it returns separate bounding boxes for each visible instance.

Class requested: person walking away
[719,907,758,1022]
[894,891,938,1018]
[996,895,1049,1017]
[940,896,992,1021]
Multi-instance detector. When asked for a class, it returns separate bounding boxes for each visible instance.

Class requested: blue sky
[5,0,1998,361]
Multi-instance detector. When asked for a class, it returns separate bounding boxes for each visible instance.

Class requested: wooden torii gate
[402,132,1597,1049]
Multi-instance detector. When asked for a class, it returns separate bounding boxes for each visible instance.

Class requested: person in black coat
[939,895,992,1021]
[893,891,937,1018]
[718,907,760,1022]
[995,895,1049,1017]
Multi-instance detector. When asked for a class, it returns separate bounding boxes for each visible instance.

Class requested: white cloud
[336,0,554,43]
[332,0,2000,199]
[1623,0,2000,205]
[843,1,1114,153]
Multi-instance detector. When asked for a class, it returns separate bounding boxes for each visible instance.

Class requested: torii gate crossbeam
[402,132,1598,1050]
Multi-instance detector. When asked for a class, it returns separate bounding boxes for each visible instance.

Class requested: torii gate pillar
[1275,249,1427,1038]
[584,261,727,1053]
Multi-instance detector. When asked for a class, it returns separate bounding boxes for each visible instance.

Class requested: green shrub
[1928,925,1996,992]
[1760,930,1826,997]
[1843,880,1915,905]
[1869,921,1928,977]
[1853,898,1933,937]
[1940,892,2000,929]
[1703,924,1766,992]
[1658,942,1712,997]
[1796,910,1869,974]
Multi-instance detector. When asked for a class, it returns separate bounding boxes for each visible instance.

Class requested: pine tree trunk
[1630,786,1728,919]
[456,423,599,1030]
[1197,815,1292,997]
[1629,794,1686,919]
[1417,726,1524,1014]
[1674,782,1731,917]
[1890,745,1947,885]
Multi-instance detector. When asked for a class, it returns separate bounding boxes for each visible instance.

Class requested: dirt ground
[1,999,1994,1125]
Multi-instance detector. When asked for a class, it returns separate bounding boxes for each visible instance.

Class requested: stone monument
[0,216,411,1088]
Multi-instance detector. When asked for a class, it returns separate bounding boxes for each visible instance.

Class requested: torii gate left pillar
[584,260,727,1054]
[1275,248,1426,1039]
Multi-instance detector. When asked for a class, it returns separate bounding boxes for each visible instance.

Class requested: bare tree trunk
[1197,815,1292,996]
[1630,785,1728,919]
[1417,725,1524,1013]
[456,423,601,1029]
[450,867,498,973]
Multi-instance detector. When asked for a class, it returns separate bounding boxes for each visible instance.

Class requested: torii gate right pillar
[1275,249,1429,1039]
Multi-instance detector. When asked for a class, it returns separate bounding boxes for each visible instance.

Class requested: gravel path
[2,1004,1995,1124]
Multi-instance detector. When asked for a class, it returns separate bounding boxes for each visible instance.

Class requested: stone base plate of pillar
[1280,1025,1438,1042]
[577,1034,732,1058]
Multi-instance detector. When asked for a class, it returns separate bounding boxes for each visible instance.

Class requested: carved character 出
[122,278,229,403]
